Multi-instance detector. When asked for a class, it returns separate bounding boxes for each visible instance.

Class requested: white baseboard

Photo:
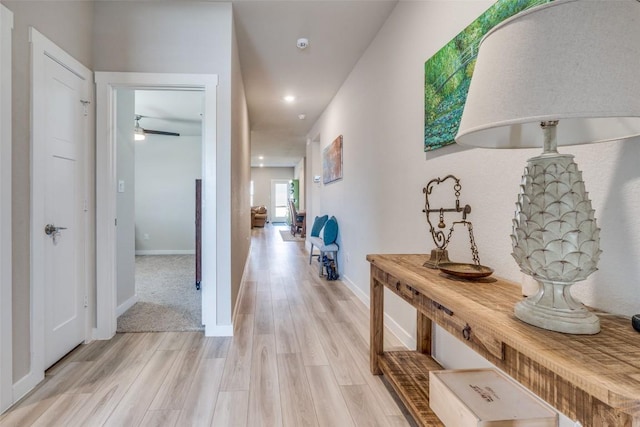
[116,294,138,317]
[92,327,115,341]
[205,323,233,337]
[384,312,416,350]
[12,370,43,405]
[340,274,416,350]
[135,250,195,256]
[340,273,369,303]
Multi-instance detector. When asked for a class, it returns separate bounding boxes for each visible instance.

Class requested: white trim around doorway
[94,72,219,339]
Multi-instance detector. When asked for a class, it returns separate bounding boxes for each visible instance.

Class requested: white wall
[305,137,322,228]
[294,158,305,211]
[229,21,251,313]
[116,89,136,307]
[135,135,201,254]
[307,2,640,424]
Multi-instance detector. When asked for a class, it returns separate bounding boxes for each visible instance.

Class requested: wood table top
[367,254,640,416]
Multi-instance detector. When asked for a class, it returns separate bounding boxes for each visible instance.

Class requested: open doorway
[115,89,204,332]
[94,72,221,339]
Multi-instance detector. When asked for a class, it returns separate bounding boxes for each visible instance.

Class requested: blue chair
[308,216,339,277]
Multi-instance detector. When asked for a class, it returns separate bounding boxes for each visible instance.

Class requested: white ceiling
[135,89,204,137]
[135,1,398,167]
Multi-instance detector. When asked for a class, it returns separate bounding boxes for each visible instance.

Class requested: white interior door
[271,180,290,223]
[42,55,85,368]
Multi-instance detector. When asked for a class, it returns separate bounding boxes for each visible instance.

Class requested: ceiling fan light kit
[134,115,146,141]
[134,114,180,139]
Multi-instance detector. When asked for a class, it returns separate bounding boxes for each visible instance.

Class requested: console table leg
[370,274,384,375]
[416,312,432,355]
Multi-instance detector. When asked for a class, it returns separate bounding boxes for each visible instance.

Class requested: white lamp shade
[455,0,640,149]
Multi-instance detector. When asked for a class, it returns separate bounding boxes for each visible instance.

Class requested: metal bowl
[438,262,494,279]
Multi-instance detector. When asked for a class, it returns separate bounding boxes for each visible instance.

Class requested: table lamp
[455,0,640,334]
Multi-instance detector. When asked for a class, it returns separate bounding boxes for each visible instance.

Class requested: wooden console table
[368,254,640,426]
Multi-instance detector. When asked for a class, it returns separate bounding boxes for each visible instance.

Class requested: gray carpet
[117,255,203,332]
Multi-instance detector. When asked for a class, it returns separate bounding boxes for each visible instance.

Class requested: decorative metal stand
[422,175,470,268]
[422,175,493,278]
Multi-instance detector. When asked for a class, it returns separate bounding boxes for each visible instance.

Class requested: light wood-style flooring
[0,224,410,426]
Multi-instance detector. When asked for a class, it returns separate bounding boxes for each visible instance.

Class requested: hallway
[0,224,410,426]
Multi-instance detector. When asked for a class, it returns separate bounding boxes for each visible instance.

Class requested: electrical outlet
[144,233,150,240]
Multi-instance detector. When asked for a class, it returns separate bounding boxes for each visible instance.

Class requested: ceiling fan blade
[142,128,180,137]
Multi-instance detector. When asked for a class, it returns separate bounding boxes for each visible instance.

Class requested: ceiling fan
[134,115,180,140]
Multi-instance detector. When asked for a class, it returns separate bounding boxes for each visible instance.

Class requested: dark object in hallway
[633,314,640,332]
[322,255,339,281]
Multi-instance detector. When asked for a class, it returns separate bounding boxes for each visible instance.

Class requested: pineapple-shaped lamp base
[511,122,601,335]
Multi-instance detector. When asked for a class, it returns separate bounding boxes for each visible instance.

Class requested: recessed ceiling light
[259,163,264,168]
[298,114,306,120]
[283,95,296,103]
[258,156,264,160]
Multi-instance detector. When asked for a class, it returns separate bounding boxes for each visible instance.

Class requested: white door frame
[0,4,13,414]
[94,72,220,339]
[20,28,93,401]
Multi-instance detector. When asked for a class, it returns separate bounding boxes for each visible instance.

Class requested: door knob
[45,224,67,235]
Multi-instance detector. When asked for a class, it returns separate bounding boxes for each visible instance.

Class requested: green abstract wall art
[424,0,551,151]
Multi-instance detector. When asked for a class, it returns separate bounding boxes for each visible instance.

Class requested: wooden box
[429,369,557,427]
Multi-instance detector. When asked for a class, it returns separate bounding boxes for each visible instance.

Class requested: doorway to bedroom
[115,88,204,332]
